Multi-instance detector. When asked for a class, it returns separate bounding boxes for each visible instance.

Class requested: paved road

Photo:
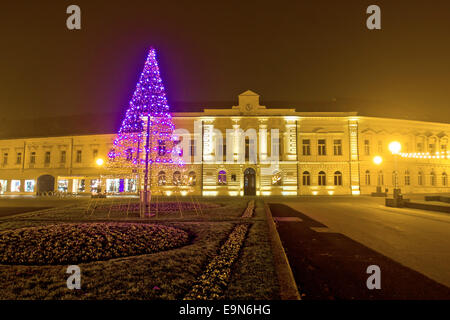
[280,196,450,288]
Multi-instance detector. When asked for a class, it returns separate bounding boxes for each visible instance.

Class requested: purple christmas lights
[108,47,184,168]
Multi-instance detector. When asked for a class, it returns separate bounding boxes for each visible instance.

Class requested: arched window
[430,171,436,186]
[158,171,166,186]
[405,170,410,185]
[365,170,371,185]
[377,170,384,186]
[318,171,326,186]
[188,171,196,186]
[418,171,424,186]
[443,172,448,186]
[125,148,133,161]
[392,171,398,187]
[302,171,310,186]
[334,171,342,186]
[272,170,282,186]
[173,171,181,185]
[218,170,227,185]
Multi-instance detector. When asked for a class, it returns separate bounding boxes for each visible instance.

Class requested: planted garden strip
[0,222,190,265]
[241,200,255,218]
[95,202,221,213]
[184,223,250,300]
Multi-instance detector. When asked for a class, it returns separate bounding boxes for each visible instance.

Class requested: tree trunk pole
[143,116,151,217]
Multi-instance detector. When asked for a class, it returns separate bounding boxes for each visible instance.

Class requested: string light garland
[399,150,450,159]
[107,47,184,186]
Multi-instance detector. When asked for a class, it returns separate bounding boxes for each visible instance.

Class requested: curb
[264,201,301,300]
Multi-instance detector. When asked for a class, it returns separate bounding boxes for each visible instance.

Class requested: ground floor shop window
[11,180,20,192]
[107,179,120,193]
[0,180,7,193]
[106,178,135,193]
[78,179,86,192]
[58,179,68,192]
[125,179,136,192]
[25,180,35,192]
[91,179,100,193]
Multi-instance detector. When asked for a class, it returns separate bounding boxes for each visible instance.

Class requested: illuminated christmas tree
[108,47,183,212]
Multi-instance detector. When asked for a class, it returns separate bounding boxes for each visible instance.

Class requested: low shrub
[0,223,190,265]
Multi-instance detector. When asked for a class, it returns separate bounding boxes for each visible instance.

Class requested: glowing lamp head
[96,158,104,166]
[373,156,383,165]
[388,141,402,154]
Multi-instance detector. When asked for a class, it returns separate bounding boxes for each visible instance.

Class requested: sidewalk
[269,203,450,299]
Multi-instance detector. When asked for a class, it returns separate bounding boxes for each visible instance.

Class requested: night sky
[1,0,449,137]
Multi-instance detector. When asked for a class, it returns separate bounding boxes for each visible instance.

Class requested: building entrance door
[244,168,256,196]
[37,175,55,194]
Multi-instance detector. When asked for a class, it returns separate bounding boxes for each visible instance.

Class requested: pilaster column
[258,119,268,161]
[348,119,361,195]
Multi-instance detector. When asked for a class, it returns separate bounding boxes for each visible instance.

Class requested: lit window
[430,171,436,186]
[417,143,423,152]
[60,150,66,163]
[318,139,326,156]
[365,170,371,185]
[125,179,136,192]
[0,180,7,194]
[378,141,383,153]
[392,171,398,186]
[44,151,51,164]
[158,171,166,186]
[173,171,182,185]
[272,170,282,186]
[76,150,82,163]
[364,140,370,156]
[318,171,326,186]
[11,180,21,192]
[126,148,133,161]
[16,152,22,164]
[418,171,424,186]
[334,171,342,186]
[302,140,311,156]
[78,179,86,192]
[30,152,36,164]
[188,171,196,186]
[25,180,35,192]
[58,179,68,192]
[90,179,99,193]
[378,171,384,185]
[405,170,410,186]
[333,140,342,156]
[218,170,227,185]
[302,171,310,186]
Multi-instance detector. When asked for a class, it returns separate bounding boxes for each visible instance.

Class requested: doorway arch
[244,168,256,196]
[37,175,55,194]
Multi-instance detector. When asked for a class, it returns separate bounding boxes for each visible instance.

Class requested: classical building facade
[1,91,449,196]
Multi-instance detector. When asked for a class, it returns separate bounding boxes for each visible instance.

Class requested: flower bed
[241,200,255,218]
[96,201,221,213]
[184,223,249,300]
[0,223,190,265]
